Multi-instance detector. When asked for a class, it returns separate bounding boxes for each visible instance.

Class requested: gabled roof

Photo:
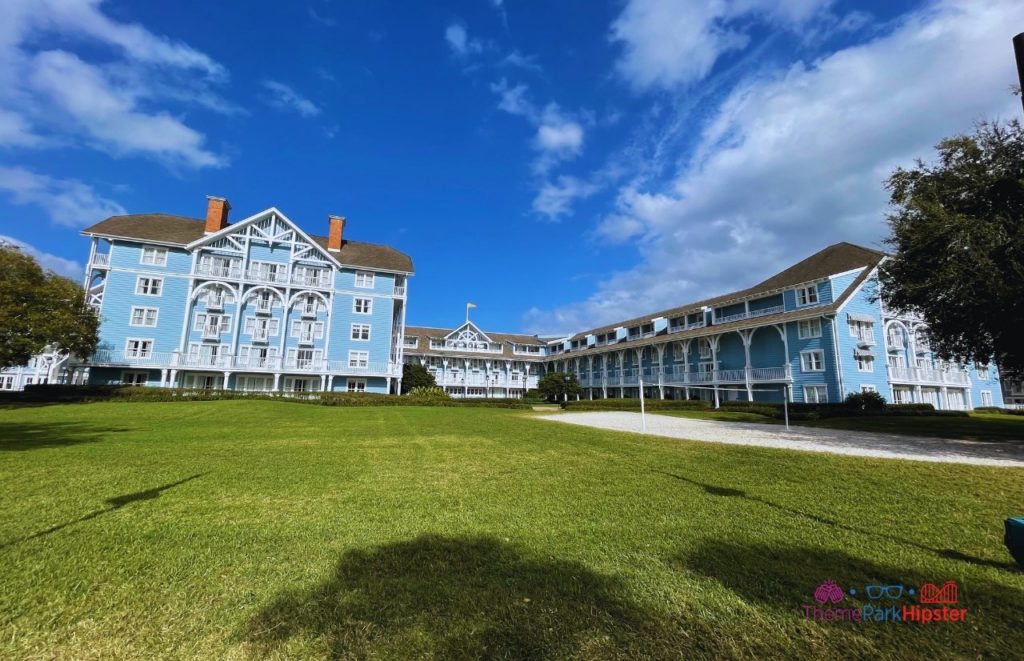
[81,212,414,273]
[443,321,493,343]
[567,242,885,341]
[403,325,547,360]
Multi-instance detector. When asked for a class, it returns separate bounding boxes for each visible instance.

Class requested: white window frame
[977,365,989,380]
[354,271,375,288]
[353,297,373,314]
[124,338,154,359]
[797,319,822,339]
[848,320,875,344]
[0,376,14,390]
[795,285,819,307]
[860,384,878,393]
[121,371,148,386]
[140,246,168,266]
[348,350,369,369]
[800,350,824,372]
[351,323,371,341]
[347,378,367,393]
[135,276,163,296]
[804,385,828,403]
[697,339,712,359]
[981,390,993,407]
[129,306,159,327]
[855,354,874,373]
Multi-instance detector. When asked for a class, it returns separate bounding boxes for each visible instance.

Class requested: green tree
[0,245,99,370]
[537,372,582,402]
[879,120,1024,375]
[401,362,437,394]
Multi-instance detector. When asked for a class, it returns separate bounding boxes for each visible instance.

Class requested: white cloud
[261,80,322,118]
[491,79,587,175]
[308,7,337,28]
[533,176,598,219]
[0,166,125,228]
[0,233,83,279]
[526,0,1024,334]
[445,23,486,57]
[0,0,228,167]
[29,50,225,168]
[610,0,833,91]
[499,51,542,71]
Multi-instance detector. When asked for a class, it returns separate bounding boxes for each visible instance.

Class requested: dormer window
[796,285,819,306]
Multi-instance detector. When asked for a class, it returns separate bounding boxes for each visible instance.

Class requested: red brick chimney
[328,215,346,252]
[205,196,230,233]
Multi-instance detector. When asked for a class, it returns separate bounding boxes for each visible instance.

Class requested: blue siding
[835,277,888,399]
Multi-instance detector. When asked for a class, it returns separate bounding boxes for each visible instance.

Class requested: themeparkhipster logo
[801,579,968,624]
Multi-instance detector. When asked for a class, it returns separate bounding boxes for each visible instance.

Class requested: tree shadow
[674,540,1024,657]
[652,470,1019,571]
[0,474,203,549]
[0,421,134,451]
[244,534,700,659]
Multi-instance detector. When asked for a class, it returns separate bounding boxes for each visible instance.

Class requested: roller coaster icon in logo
[919,581,958,604]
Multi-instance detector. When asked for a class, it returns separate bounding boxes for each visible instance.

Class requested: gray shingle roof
[81,214,414,273]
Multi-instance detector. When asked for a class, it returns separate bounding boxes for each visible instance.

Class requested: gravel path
[536,411,1024,467]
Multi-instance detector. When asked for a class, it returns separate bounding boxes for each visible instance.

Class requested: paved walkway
[536,412,1024,467]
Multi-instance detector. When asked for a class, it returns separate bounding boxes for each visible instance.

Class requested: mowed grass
[659,409,1024,442]
[0,402,1022,659]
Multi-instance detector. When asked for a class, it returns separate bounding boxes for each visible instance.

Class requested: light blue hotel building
[545,242,1003,410]
[62,196,412,394]
[0,200,1003,409]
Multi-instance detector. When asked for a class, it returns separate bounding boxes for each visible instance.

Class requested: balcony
[298,331,315,346]
[668,320,707,334]
[206,295,224,311]
[245,268,289,285]
[394,285,406,297]
[252,327,269,343]
[178,353,231,368]
[586,365,792,386]
[195,263,242,279]
[202,325,222,340]
[888,366,971,386]
[292,272,331,288]
[716,305,785,324]
[255,299,273,315]
[300,303,318,318]
[91,254,110,269]
[77,351,402,376]
[887,337,905,351]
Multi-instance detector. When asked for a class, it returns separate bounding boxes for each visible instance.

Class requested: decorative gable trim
[186,207,342,268]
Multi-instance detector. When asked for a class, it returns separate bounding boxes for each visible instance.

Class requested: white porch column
[710,335,721,409]
[740,329,754,402]
[160,369,168,388]
[222,371,231,390]
[587,356,595,400]
[273,373,281,391]
[321,374,328,391]
[655,344,665,400]
[601,354,608,399]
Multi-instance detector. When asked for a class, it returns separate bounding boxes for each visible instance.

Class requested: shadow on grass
[0,421,134,451]
[675,541,1024,657]
[654,470,1019,571]
[245,534,704,659]
[0,474,203,550]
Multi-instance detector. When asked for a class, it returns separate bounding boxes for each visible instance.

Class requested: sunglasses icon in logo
[866,585,904,600]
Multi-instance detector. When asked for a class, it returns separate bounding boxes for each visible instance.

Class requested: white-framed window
[804,385,828,403]
[290,320,325,339]
[194,313,230,333]
[800,350,824,372]
[140,246,168,266]
[848,320,875,343]
[244,316,279,336]
[347,378,367,393]
[797,319,822,339]
[250,260,285,281]
[135,276,163,296]
[351,323,371,341]
[855,354,874,372]
[353,297,372,314]
[893,387,912,405]
[238,345,278,368]
[977,364,990,380]
[796,285,819,307]
[981,390,993,407]
[1,376,16,390]
[237,375,273,392]
[121,371,148,386]
[129,306,158,327]
[861,384,878,393]
[124,338,154,359]
[348,350,369,368]
[24,377,35,386]
[698,338,712,359]
[354,271,375,288]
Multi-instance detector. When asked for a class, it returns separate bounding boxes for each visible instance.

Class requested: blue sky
[1,0,1022,335]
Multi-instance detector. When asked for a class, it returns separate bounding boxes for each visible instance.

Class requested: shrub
[562,398,710,412]
[844,390,887,411]
[407,386,449,399]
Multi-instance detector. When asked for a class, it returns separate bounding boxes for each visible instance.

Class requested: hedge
[1,385,530,409]
[718,400,967,420]
[561,398,710,412]
[973,406,1024,416]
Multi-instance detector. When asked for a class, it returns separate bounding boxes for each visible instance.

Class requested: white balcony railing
[206,296,224,311]
[195,264,242,279]
[252,327,269,343]
[91,254,110,268]
[298,331,315,346]
[888,366,971,386]
[394,285,406,297]
[301,304,318,318]
[77,351,402,376]
[245,268,289,285]
[716,305,784,325]
[255,299,273,314]
[587,365,792,387]
[203,325,222,340]
[292,273,331,288]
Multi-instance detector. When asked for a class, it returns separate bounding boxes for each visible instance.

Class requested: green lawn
[657,409,1024,442]
[1,401,1022,659]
